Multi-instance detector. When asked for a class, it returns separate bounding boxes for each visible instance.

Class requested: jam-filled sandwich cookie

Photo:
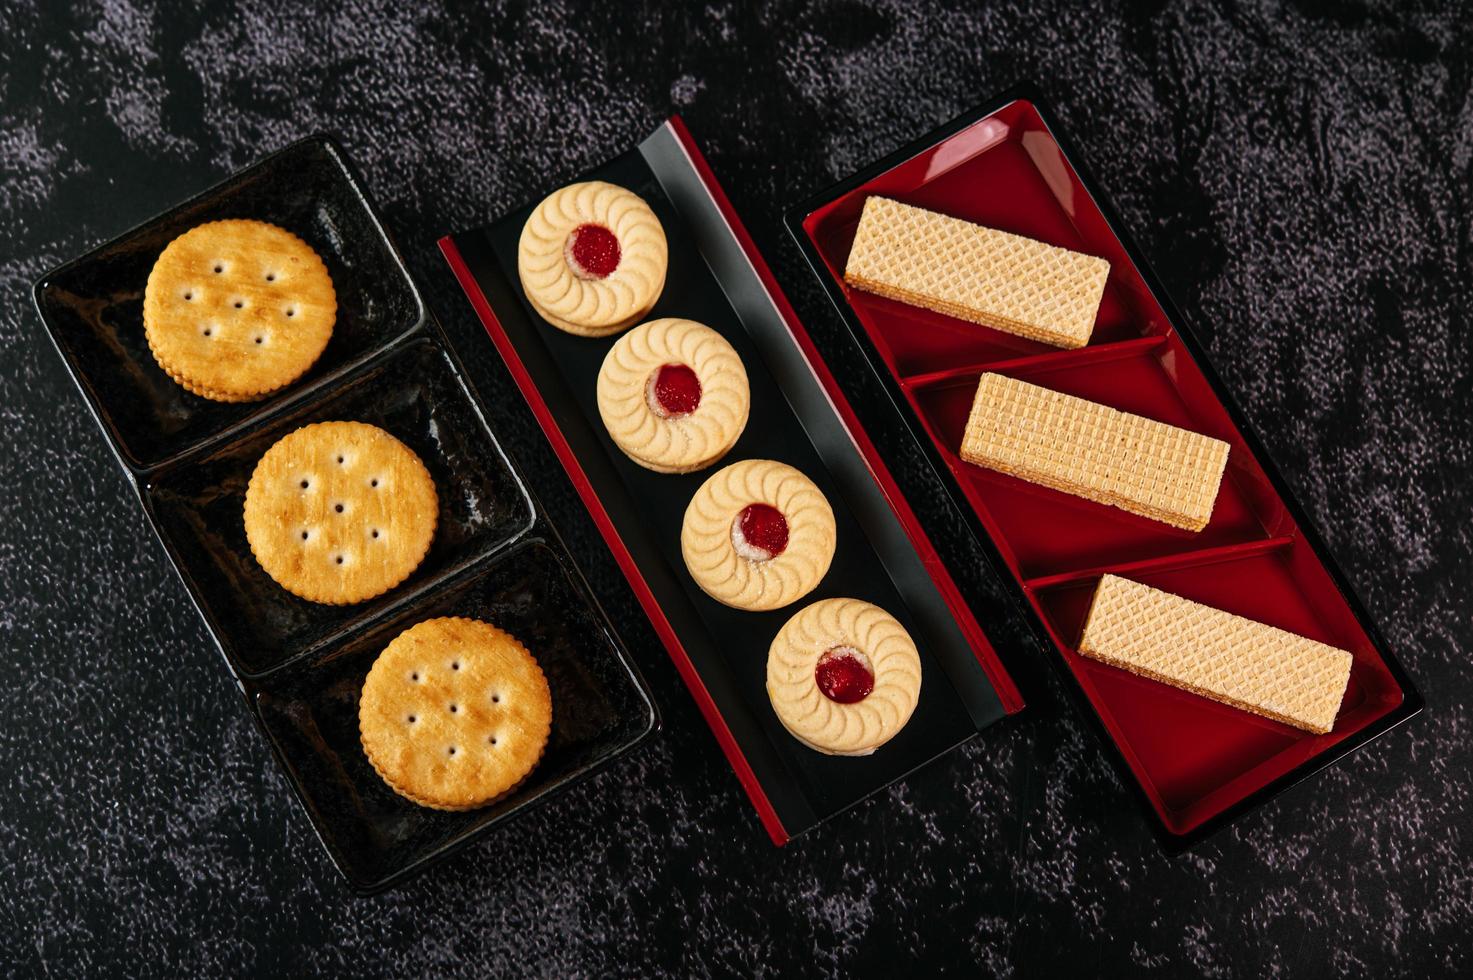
[766,598,922,756]
[518,181,668,337]
[144,219,336,402]
[244,421,438,604]
[681,459,836,611]
[359,617,552,810]
[597,318,750,474]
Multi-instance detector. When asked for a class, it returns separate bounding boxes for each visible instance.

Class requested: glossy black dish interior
[145,338,535,679]
[33,137,424,472]
[31,134,658,892]
[447,143,1010,839]
[255,538,658,892]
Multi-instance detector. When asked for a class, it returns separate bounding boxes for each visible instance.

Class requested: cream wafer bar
[1078,575,1353,734]
[843,196,1110,349]
[960,373,1229,531]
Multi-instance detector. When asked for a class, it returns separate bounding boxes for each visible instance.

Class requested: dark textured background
[2,0,1469,975]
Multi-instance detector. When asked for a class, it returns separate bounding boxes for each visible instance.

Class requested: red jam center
[736,503,789,560]
[566,223,621,279]
[815,647,875,704]
[649,363,702,417]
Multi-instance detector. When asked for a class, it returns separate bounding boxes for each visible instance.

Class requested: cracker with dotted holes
[143,219,336,401]
[359,617,553,810]
[243,421,438,604]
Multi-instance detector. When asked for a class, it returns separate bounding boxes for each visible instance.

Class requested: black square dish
[144,338,536,678]
[254,538,657,892]
[34,134,659,891]
[33,136,424,472]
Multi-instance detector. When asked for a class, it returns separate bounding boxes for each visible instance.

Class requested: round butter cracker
[244,421,437,605]
[359,617,553,810]
[144,219,335,401]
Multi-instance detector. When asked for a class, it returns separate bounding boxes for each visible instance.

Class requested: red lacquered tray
[787,85,1421,847]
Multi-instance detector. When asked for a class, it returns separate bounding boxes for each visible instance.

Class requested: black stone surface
[2,1,1468,975]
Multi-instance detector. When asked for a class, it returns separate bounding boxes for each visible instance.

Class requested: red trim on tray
[1022,536,1297,591]
[439,234,790,848]
[663,116,1025,716]
[900,335,1168,392]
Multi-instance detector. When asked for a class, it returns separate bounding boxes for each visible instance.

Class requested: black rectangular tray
[441,118,1023,844]
[33,135,658,892]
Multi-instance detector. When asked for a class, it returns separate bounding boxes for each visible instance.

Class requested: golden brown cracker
[359,617,553,810]
[144,219,336,401]
[243,421,438,604]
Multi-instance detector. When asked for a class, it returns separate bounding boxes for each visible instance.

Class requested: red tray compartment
[788,85,1420,846]
[906,341,1279,577]
[1033,543,1406,833]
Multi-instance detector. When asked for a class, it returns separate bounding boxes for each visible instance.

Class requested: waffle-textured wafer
[1078,575,1353,734]
[843,196,1110,349]
[960,373,1229,531]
